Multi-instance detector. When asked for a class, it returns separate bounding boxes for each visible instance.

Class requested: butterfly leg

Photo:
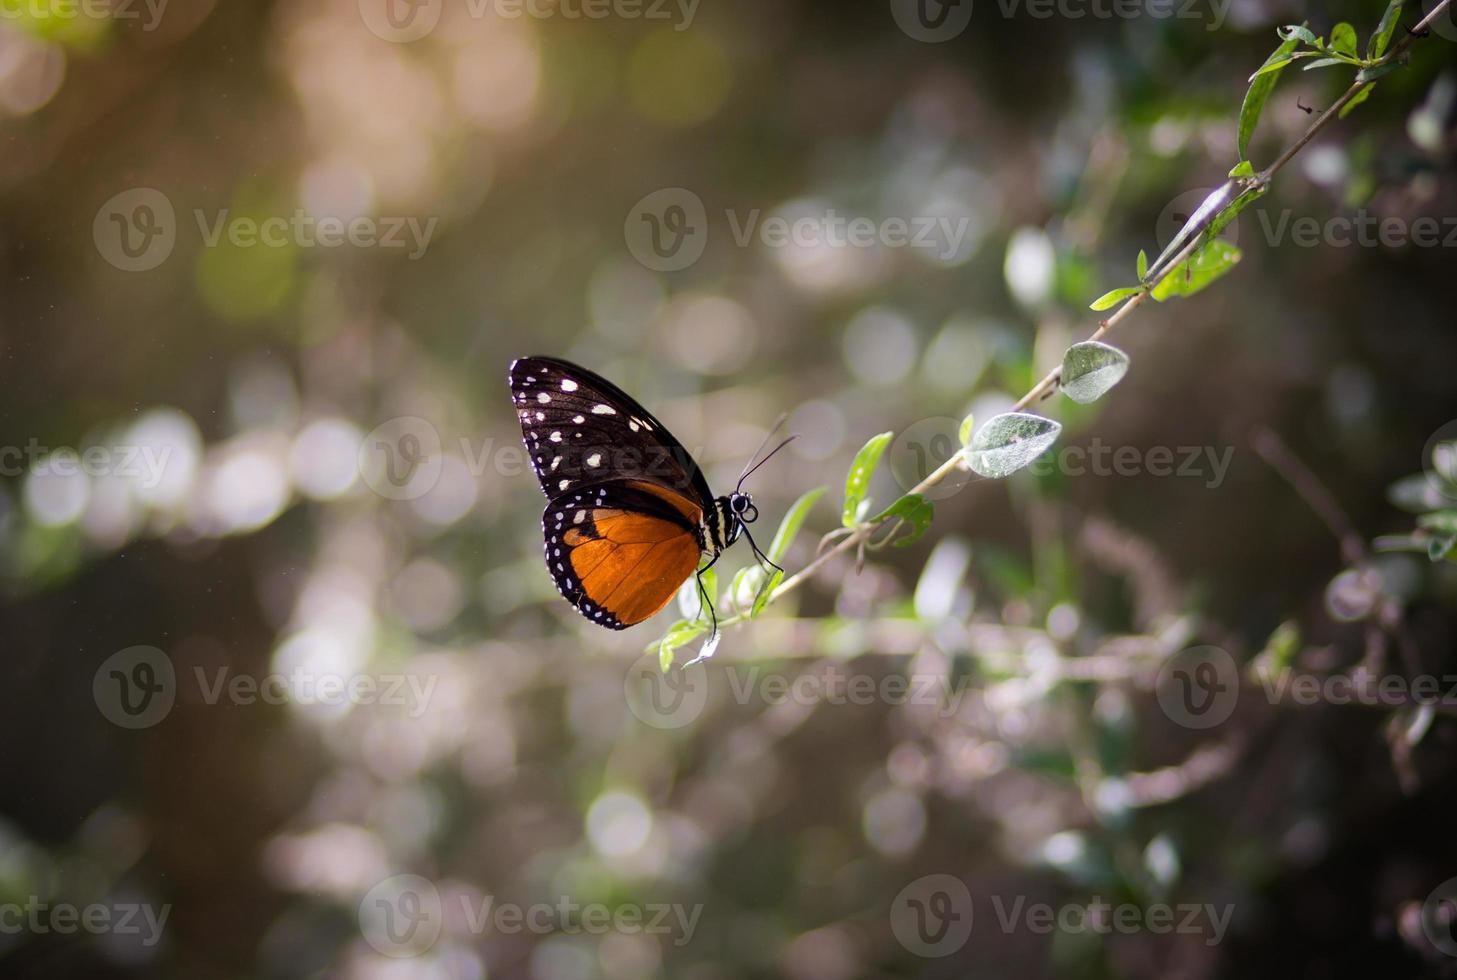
[695,553,721,642]
[740,524,784,577]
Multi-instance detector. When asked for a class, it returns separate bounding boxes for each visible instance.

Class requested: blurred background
[2,0,1456,976]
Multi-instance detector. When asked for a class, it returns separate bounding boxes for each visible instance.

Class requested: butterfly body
[509,356,766,631]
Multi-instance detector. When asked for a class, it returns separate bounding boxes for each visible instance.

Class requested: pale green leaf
[1061,341,1131,404]
[964,413,1063,479]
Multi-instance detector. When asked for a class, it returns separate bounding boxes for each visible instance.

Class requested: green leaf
[964,413,1063,479]
[1303,56,1348,70]
[1367,0,1404,59]
[958,413,976,447]
[871,493,935,548]
[1417,511,1457,536]
[1136,249,1148,280]
[1151,239,1242,302]
[1388,474,1449,513]
[842,432,894,527]
[1228,160,1256,178]
[1239,30,1304,159]
[658,619,707,671]
[676,567,717,621]
[1061,341,1131,404]
[769,486,825,564]
[1429,535,1456,562]
[1143,181,1238,284]
[751,568,783,618]
[729,564,762,611]
[1329,22,1357,58]
[1340,83,1375,118]
[1356,60,1404,83]
[1089,286,1141,311]
[1249,55,1298,79]
[1276,24,1320,46]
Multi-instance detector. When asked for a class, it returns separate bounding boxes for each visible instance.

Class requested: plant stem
[718,4,1449,631]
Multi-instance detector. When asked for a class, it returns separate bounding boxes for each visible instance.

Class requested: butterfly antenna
[735,415,789,486]
[736,434,798,492]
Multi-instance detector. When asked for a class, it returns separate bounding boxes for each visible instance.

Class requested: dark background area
[2,0,1456,976]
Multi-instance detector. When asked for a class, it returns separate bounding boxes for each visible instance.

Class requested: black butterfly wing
[508,356,715,508]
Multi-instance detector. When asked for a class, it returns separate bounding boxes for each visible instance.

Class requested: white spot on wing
[586,453,602,467]
[591,404,616,415]
[561,379,578,391]
[537,392,551,404]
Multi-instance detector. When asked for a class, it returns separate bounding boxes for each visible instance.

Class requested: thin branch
[714,2,1449,635]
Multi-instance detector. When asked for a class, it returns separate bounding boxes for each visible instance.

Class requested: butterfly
[509,356,792,633]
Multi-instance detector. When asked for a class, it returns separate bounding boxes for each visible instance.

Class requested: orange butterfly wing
[541,485,705,629]
[567,510,702,627]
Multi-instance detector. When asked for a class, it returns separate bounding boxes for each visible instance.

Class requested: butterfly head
[729,491,758,525]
